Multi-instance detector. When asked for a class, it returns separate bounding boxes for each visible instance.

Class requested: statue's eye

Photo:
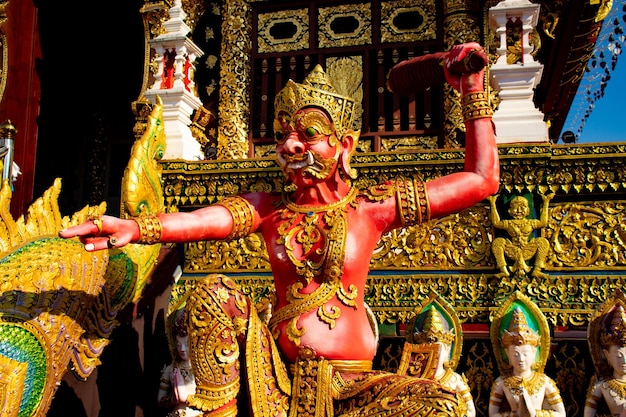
[275,131,284,141]
[305,127,317,138]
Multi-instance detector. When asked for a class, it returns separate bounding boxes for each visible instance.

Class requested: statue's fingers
[59,221,98,238]
[83,237,111,252]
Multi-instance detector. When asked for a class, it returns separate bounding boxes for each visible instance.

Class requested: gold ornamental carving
[257,8,309,53]
[217,0,251,159]
[547,201,626,268]
[318,3,371,48]
[381,135,438,151]
[180,0,210,33]
[381,0,437,43]
[361,272,626,327]
[442,1,482,148]
[326,56,364,132]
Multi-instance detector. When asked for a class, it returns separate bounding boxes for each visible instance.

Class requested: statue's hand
[520,389,535,417]
[59,215,138,251]
[542,192,555,202]
[443,42,486,94]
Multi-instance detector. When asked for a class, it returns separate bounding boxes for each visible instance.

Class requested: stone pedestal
[490,63,548,143]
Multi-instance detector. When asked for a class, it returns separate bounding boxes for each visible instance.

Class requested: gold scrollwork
[548,201,626,269]
[217,0,252,159]
[372,205,493,269]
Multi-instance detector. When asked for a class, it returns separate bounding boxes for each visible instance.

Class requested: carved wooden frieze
[162,142,626,327]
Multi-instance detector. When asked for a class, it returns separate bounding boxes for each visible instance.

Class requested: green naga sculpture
[0,97,166,417]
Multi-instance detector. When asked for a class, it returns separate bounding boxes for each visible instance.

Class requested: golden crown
[274,64,356,141]
[413,307,455,345]
[600,304,626,348]
[172,307,188,337]
[501,307,540,347]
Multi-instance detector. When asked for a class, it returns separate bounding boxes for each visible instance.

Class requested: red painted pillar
[0,1,41,218]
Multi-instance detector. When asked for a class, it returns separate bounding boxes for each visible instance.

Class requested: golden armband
[584,398,598,409]
[461,91,493,121]
[396,176,429,226]
[135,215,162,244]
[214,196,255,240]
[546,390,563,406]
[489,391,503,406]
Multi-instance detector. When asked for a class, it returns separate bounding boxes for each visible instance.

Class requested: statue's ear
[340,129,359,179]
[602,348,610,361]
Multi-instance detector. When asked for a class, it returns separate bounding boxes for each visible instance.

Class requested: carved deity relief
[488,192,554,279]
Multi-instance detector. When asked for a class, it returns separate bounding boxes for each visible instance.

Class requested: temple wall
[159,142,626,417]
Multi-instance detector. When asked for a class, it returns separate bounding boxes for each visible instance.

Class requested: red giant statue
[60,42,499,416]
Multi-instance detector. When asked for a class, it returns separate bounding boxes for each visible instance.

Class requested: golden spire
[501,307,540,347]
[413,307,455,345]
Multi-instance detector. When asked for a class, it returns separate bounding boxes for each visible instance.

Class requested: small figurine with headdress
[157,305,201,417]
[489,292,566,417]
[584,290,626,417]
[400,291,476,417]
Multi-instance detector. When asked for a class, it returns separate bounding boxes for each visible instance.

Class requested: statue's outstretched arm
[59,198,259,252]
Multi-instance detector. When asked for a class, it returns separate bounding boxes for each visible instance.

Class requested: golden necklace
[503,372,545,396]
[281,186,358,214]
[605,378,626,399]
[269,187,359,345]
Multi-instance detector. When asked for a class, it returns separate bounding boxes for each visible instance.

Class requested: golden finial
[501,307,540,347]
[601,304,626,348]
[413,307,455,345]
[0,120,17,139]
[274,64,356,141]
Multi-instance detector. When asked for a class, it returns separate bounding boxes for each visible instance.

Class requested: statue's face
[508,197,529,219]
[176,334,190,361]
[604,344,626,379]
[274,107,341,187]
[505,344,536,375]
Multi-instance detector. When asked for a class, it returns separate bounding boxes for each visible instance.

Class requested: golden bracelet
[461,91,493,121]
[214,196,255,240]
[461,91,489,105]
[135,215,162,245]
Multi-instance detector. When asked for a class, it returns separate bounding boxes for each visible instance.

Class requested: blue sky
[563,0,625,144]
[575,57,626,143]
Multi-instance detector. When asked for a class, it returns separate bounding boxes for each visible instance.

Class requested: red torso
[251,191,398,363]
